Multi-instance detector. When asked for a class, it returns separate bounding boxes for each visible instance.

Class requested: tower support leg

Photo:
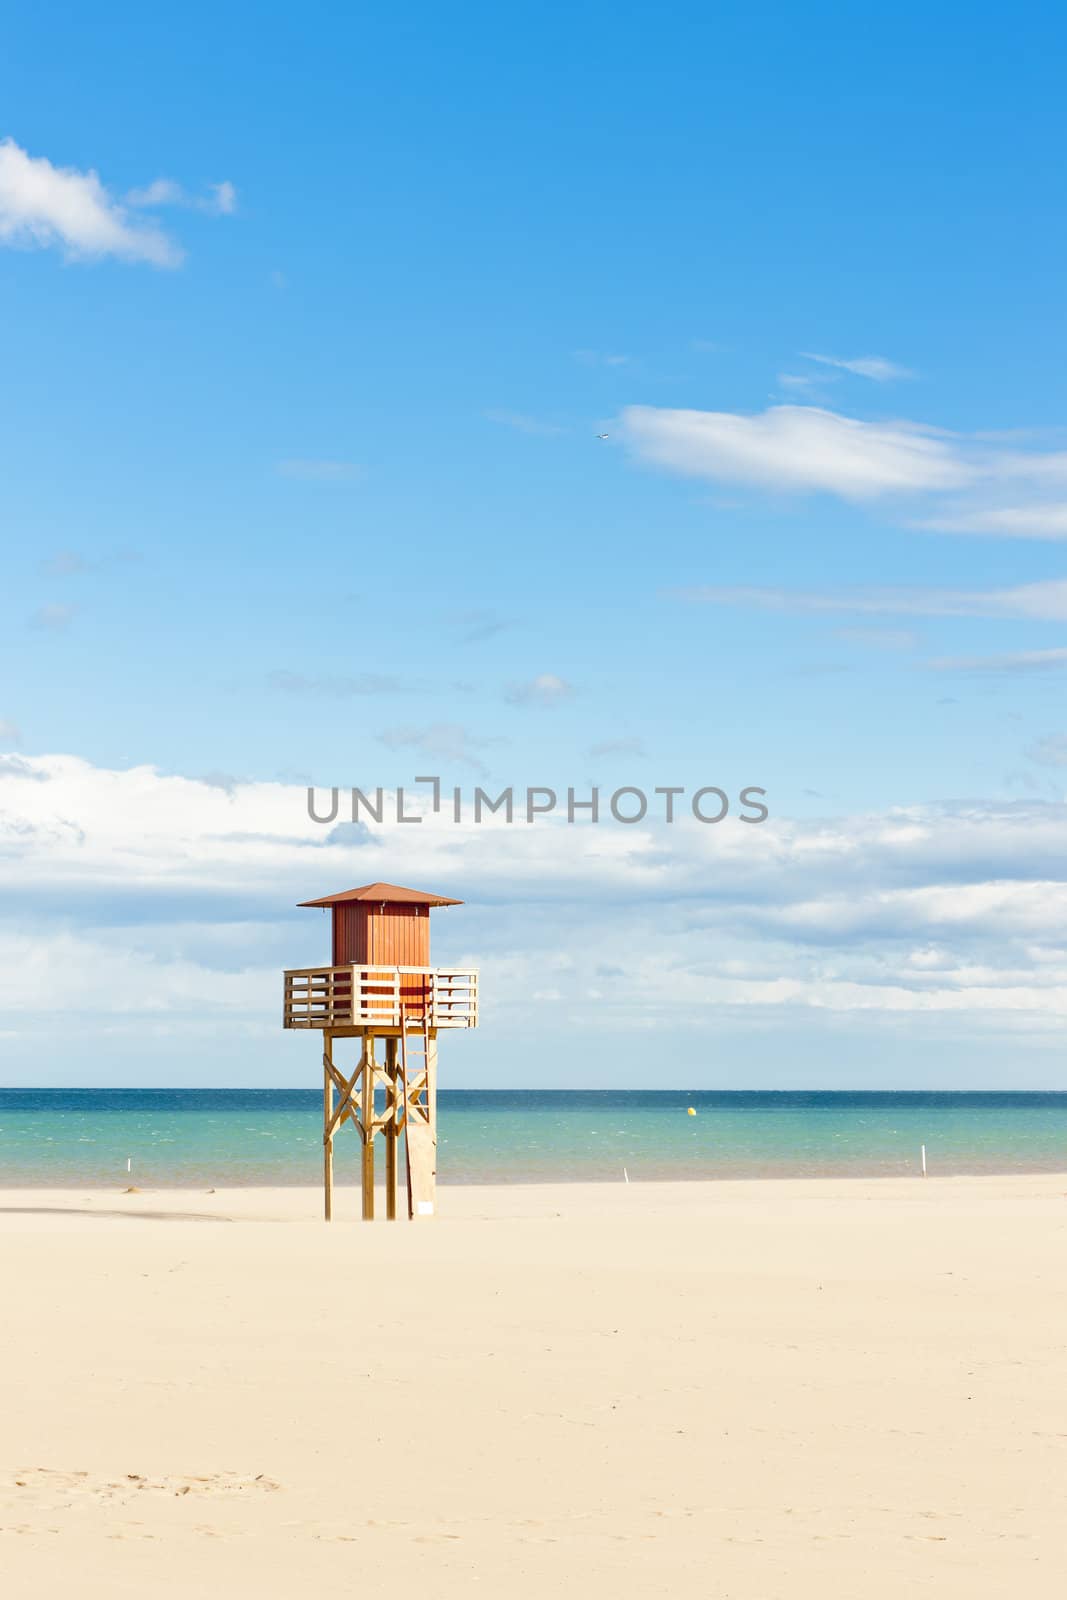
[385,1036,399,1220]
[402,1023,439,1219]
[323,1032,335,1222]
[360,1033,376,1221]
[425,1030,438,1217]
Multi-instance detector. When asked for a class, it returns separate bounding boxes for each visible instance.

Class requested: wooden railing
[283,965,478,1030]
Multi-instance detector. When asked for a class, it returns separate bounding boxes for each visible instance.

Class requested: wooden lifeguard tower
[283,882,477,1222]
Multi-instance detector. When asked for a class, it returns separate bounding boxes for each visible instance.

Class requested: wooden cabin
[284,881,477,1031]
[311,880,460,969]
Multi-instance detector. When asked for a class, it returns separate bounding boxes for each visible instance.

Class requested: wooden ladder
[399,1005,436,1218]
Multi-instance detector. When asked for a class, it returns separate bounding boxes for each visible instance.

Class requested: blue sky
[2,3,1067,1086]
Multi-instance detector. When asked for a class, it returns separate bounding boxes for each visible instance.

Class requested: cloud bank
[2,756,1066,1059]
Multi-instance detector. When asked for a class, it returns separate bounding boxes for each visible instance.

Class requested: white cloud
[0,719,19,744]
[621,402,1067,537]
[670,578,1067,622]
[0,923,270,1023]
[2,756,1067,1049]
[0,138,183,267]
[620,404,972,499]
[505,673,575,706]
[926,648,1067,673]
[918,504,1067,539]
[0,754,48,781]
[993,447,1067,479]
[800,351,915,382]
[126,177,237,215]
[210,179,238,215]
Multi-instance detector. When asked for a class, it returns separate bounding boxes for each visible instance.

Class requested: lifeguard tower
[283,882,478,1222]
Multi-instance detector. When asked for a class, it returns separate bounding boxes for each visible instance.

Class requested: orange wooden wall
[369,904,430,966]
[332,902,369,964]
[332,902,431,967]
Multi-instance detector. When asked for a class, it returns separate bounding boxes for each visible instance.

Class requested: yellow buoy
[686,1106,696,1116]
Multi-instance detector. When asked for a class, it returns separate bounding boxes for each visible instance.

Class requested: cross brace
[321,1023,436,1222]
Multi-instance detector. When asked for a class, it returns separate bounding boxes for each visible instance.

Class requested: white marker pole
[920,1144,927,1177]
[127,1157,131,1173]
[623,1167,630,1184]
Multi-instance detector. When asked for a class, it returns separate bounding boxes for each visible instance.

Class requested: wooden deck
[283,964,478,1031]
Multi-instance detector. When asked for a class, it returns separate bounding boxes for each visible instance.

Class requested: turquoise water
[1,1090,1066,1185]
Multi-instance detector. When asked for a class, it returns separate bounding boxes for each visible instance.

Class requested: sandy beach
[3,1174,1065,1597]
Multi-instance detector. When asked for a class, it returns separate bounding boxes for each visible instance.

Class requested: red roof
[298,881,463,909]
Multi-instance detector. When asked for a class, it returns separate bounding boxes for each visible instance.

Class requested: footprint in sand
[3,1467,280,1514]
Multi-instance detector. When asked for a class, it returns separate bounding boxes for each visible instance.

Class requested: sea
[1,1089,1066,1186]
